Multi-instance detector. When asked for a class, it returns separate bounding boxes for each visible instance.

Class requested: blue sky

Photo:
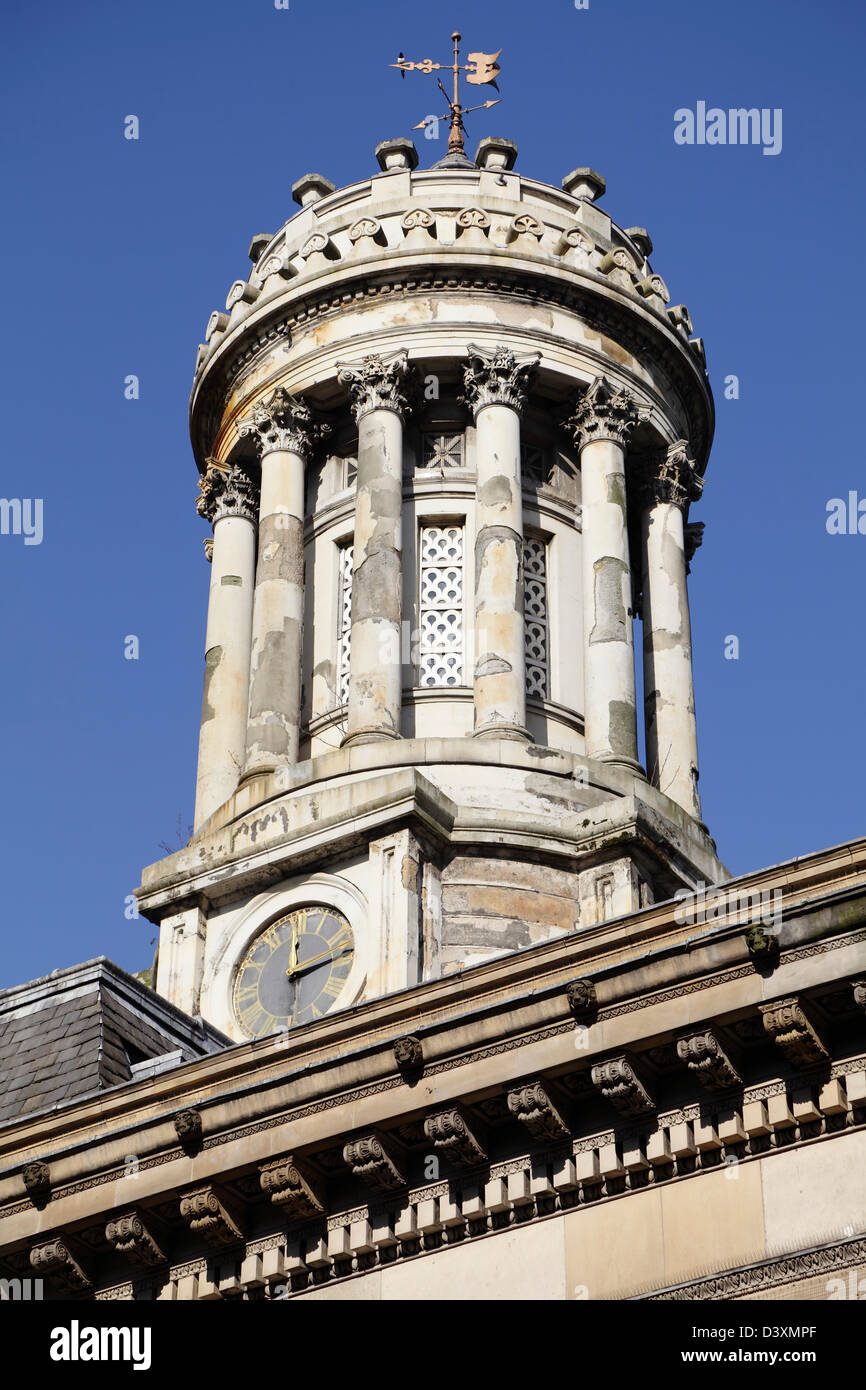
[1,0,863,988]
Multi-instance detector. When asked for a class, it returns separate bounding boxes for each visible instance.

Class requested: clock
[232,906,355,1038]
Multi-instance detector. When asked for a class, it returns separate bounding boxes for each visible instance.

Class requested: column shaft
[194,510,255,828]
[641,441,703,818]
[345,407,404,743]
[473,402,527,738]
[244,447,305,773]
[580,436,639,765]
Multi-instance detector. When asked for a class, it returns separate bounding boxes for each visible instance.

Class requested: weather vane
[391,31,502,157]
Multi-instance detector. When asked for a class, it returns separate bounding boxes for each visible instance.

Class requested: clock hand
[287,943,350,979]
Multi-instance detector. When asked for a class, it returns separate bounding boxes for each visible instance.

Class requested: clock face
[232,906,355,1039]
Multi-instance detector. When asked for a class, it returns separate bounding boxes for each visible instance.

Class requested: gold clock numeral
[236,981,260,1007]
[321,974,345,1000]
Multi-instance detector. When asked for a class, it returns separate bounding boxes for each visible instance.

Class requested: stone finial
[247,233,272,263]
[196,460,258,526]
[562,167,606,202]
[461,342,541,417]
[564,375,644,451]
[375,138,419,172]
[238,386,330,459]
[291,173,336,208]
[475,136,518,171]
[625,226,653,258]
[336,348,415,422]
[645,440,703,510]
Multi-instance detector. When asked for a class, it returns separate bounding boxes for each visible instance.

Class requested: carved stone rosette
[643,439,704,511]
[30,1237,91,1293]
[759,997,829,1069]
[565,374,643,450]
[676,1030,742,1093]
[178,1185,243,1248]
[343,1134,405,1191]
[591,1055,655,1116]
[461,343,540,417]
[336,348,415,422]
[105,1211,166,1268]
[506,1081,570,1141]
[259,1157,324,1218]
[423,1108,487,1167]
[195,459,258,526]
[238,385,330,460]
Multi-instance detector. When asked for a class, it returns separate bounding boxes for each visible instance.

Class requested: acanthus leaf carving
[238,385,330,459]
[336,348,415,422]
[591,1055,655,1116]
[506,1080,570,1141]
[105,1211,166,1268]
[423,1108,487,1167]
[343,1133,405,1191]
[676,1029,743,1092]
[259,1156,324,1218]
[178,1184,243,1248]
[30,1237,91,1292]
[195,460,258,526]
[460,342,540,417]
[759,997,830,1069]
[564,375,645,450]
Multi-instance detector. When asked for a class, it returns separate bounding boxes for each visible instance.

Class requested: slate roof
[0,958,229,1127]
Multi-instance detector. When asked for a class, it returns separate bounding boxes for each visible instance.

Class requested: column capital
[238,386,330,459]
[565,375,645,450]
[643,439,704,510]
[461,343,540,417]
[336,348,415,422]
[196,459,258,526]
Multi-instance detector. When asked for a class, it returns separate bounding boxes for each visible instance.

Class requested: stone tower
[137,135,727,1042]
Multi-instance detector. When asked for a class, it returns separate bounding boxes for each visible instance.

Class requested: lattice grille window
[337,543,354,704]
[421,432,465,471]
[418,524,464,687]
[524,536,549,700]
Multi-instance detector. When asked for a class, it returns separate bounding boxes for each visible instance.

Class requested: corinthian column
[641,440,703,819]
[566,376,642,769]
[463,343,540,740]
[239,387,328,777]
[194,461,258,829]
[336,349,413,746]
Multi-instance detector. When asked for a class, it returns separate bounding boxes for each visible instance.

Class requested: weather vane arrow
[390,30,502,156]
